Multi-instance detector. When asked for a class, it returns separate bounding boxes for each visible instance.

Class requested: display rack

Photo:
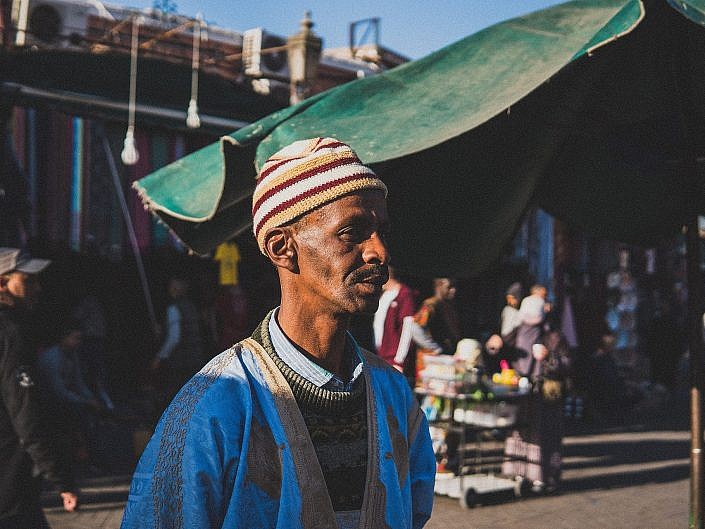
[416,386,530,508]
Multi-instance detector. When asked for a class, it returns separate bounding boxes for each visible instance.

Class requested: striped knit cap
[252,137,387,254]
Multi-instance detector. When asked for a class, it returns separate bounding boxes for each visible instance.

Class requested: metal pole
[687,212,704,529]
[101,133,158,330]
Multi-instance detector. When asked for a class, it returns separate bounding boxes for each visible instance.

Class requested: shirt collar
[269,307,364,391]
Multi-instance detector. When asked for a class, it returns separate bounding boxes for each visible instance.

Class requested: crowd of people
[369,268,687,495]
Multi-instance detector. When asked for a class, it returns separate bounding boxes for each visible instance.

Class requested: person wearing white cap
[0,247,79,526]
[122,138,435,529]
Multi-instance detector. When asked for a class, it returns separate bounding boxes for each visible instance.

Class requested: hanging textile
[70,117,84,252]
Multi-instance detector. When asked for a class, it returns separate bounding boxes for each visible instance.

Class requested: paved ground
[44,423,690,529]
[427,427,689,529]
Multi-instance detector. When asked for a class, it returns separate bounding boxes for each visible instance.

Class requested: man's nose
[362,232,389,265]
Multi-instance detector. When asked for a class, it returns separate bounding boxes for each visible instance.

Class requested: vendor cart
[416,385,530,508]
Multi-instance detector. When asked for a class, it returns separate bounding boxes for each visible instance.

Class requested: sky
[122,0,566,59]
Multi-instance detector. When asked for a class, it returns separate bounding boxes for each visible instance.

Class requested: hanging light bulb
[186,99,200,129]
[186,17,202,129]
[121,126,139,165]
[122,16,141,165]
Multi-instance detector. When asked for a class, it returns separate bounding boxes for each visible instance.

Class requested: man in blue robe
[121,137,436,529]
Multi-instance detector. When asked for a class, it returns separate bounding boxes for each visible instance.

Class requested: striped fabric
[252,137,387,254]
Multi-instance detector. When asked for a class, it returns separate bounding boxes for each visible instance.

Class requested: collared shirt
[269,308,363,392]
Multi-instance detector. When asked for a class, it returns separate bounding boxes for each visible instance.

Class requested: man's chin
[353,295,382,315]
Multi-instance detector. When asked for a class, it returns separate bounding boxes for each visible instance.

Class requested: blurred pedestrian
[503,328,570,494]
[151,277,205,407]
[38,318,106,471]
[412,277,461,379]
[373,266,416,372]
[72,291,113,410]
[644,295,683,394]
[500,282,523,346]
[589,332,631,423]
[0,248,78,527]
[514,284,551,375]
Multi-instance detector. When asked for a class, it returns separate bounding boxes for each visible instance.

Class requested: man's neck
[276,302,351,377]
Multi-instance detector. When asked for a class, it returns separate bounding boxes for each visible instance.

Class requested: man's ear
[264,227,298,272]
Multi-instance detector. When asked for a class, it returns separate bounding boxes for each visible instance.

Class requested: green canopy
[135,0,705,277]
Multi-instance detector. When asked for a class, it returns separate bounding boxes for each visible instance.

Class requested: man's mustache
[350,265,389,284]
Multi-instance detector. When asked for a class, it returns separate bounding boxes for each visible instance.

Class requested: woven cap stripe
[252,152,362,214]
[254,171,379,235]
[255,176,387,252]
[255,143,357,197]
[256,139,348,184]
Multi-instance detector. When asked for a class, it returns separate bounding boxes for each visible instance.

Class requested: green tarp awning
[135,0,705,277]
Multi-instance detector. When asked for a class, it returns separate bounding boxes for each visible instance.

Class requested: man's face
[290,190,390,315]
[3,272,41,309]
[437,279,457,301]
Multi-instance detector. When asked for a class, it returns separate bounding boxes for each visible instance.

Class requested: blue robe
[121,316,435,529]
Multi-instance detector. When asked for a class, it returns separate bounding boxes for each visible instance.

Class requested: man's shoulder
[414,297,437,325]
[200,343,252,383]
[161,345,252,424]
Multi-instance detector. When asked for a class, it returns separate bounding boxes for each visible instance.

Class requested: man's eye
[340,229,361,240]
[339,227,366,242]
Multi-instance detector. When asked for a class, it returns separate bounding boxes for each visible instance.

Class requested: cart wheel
[460,488,478,509]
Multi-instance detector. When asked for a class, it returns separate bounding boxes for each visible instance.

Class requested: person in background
[514,284,551,376]
[589,332,628,423]
[121,137,435,529]
[72,290,113,410]
[373,266,417,372]
[644,294,683,396]
[39,319,106,472]
[411,277,461,378]
[503,328,571,494]
[151,277,205,406]
[500,282,523,346]
[39,320,103,415]
[0,248,78,527]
